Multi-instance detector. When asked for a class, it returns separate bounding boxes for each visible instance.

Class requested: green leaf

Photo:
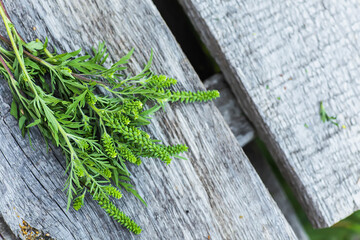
[127,188,147,207]
[25,41,44,51]
[143,49,153,73]
[18,115,26,130]
[112,168,119,187]
[111,48,134,68]
[60,67,73,78]
[140,105,161,117]
[119,181,147,206]
[43,37,49,49]
[173,154,187,160]
[26,119,41,128]
[43,104,58,133]
[65,90,88,115]
[18,42,24,60]
[24,58,40,70]
[10,100,18,119]
[46,48,81,62]
[132,116,151,126]
[319,101,338,126]
[27,130,34,150]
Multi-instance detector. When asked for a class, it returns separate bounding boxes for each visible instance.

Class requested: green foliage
[0,3,219,235]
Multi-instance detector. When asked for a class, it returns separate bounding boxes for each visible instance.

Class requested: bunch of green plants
[0,2,219,235]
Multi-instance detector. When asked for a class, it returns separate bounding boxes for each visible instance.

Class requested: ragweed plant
[0,2,219,235]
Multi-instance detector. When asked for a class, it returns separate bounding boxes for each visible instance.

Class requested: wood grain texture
[0,0,296,239]
[244,143,309,240]
[178,0,360,228]
[0,216,17,240]
[204,73,255,147]
[204,73,307,239]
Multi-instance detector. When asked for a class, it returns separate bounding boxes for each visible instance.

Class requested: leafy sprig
[0,2,219,235]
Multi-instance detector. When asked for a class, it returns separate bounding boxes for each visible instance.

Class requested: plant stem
[0,54,26,99]
[0,5,31,84]
[71,73,111,86]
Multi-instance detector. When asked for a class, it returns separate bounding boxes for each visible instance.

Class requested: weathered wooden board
[0,216,16,240]
[0,0,297,239]
[205,74,308,239]
[204,74,255,147]
[178,0,360,228]
[244,143,309,240]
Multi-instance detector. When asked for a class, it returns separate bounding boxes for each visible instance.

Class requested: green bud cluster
[165,144,189,156]
[73,194,85,211]
[103,184,123,199]
[99,168,112,178]
[95,197,142,235]
[102,133,117,158]
[170,90,220,103]
[77,139,90,150]
[145,74,177,88]
[85,91,97,105]
[121,100,143,114]
[115,125,172,164]
[118,146,138,164]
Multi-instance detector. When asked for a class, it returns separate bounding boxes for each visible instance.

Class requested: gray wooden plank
[244,143,309,240]
[0,0,297,239]
[204,73,255,147]
[0,216,17,240]
[204,73,308,239]
[178,0,360,228]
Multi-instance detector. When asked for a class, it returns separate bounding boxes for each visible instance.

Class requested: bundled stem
[0,2,219,235]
